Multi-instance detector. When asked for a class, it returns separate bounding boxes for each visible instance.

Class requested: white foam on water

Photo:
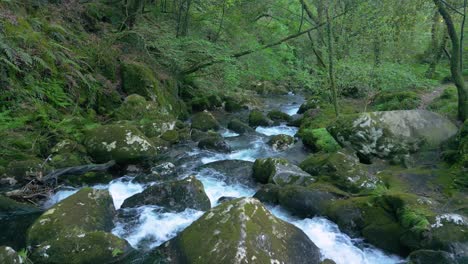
[256,125,298,136]
[201,137,269,164]
[43,188,79,208]
[196,170,256,206]
[221,129,240,138]
[113,206,203,249]
[270,206,403,264]
[108,177,144,209]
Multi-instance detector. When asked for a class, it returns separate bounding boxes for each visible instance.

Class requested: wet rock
[0,196,42,249]
[227,119,254,135]
[328,110,458,161]
[201,160,255,187]
[217,196,236,203]
[299,128,341,153]
[408,250,457,264]
[198,136,232,153]
[27,188,131,263]
[267,110,292,123]
[224,97,245,112]
[121,176,210,212]
[151,198,321,264]
[84,124,156,164]
[248,110,273,127]
[133,162,177,183]
[191,111,220,132]
[268,134,295,151]
[299,151,381,193]
[298,97,322,114]
[49,139,91,168]
[0,246,30,264]
[253,158,314,186]
[160,130,180,144]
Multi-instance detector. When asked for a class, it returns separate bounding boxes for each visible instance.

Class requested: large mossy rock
[268,134,295,151]
[248,110,273,127]
[84,124,156,164]
[0,246,30,264]
[227,119,254,134]
[121,176,210,211]
[253,158,314,186]
[152,198,321,264]
[191,111,220,132]
[0,196,42,250]
[120,60,182,116]
[299,151,380,193]
[27,188,131,263]
[299,128,341,153]
[267,110,292,123]
[115,94,176,138]
[328,110,458,161]
[49,139,90,168]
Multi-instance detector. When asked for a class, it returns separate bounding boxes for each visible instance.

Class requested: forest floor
[419,83,452,110]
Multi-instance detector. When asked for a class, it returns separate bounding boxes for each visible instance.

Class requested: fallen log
[40,160,116,184]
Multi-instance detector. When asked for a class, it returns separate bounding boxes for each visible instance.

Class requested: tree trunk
[434,0,468,122]
[326,5,339,117]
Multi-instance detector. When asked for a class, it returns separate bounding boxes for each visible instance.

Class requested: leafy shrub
[372,91,421,111]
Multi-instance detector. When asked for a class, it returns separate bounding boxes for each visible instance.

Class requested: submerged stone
[268,134,295,151]
[191,111,220,132]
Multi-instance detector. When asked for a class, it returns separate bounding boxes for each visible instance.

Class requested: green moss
[298,96,323,114]
[267,110,292,122]
[252,158,288,184]
[372,91,421,111]
[227,118,253,134]
[248,110,272,127]
[428,86,458,120]
[299,128,341,153]
[191,112,220,131]
[161,130,180,144]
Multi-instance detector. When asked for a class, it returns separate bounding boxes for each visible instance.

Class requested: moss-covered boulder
[328,110,458,161]
[224,96,244,112]
[49,139,90,168]
[198,136,232,153]
[120,61,180,116]
[253,158,315,186]
[84,124,156,164]
[298,97,322,114]
[227,119,254,135]
[161,130,179,144]
[248,110,273,127]
[27,188,131,263]
[191,95,222,111]
[121,176,210,211]
[408,250,457,264]
[115,94,177,138]
[191,111,220,132]
[267,110,292,123]
[0,246,30,264]
[0,196,42,250]
[299,151,380,193]
[201,160,255,187]
[268,134,295,151]
[152,198,321,264]
[299,128,341,153]
[5,158,43,185]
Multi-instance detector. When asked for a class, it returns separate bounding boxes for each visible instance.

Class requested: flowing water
[45,93,404,263]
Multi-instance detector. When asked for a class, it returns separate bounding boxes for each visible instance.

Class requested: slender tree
[433,0,468,122]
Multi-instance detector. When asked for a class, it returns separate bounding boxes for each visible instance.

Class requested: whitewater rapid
[44,94,404,263]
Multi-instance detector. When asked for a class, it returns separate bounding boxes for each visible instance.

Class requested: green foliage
[372,91,421,111]
[428,86,458,120]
